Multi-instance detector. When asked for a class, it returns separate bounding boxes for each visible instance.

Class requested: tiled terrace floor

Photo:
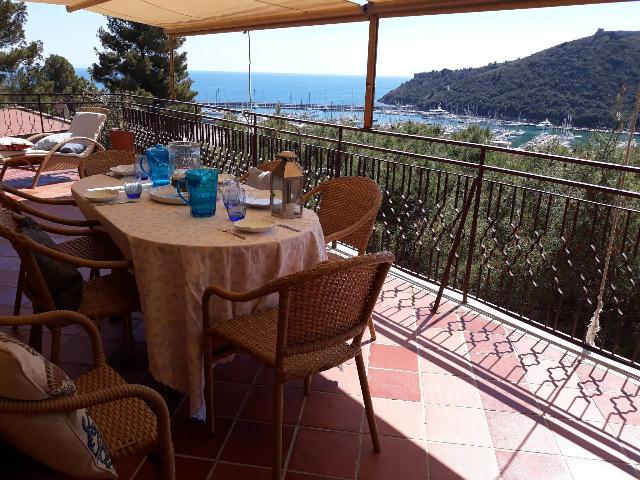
[1,169,640,479]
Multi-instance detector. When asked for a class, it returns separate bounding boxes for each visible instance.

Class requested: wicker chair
[0,110,108,188]
[203,252,394,480]
[79,150,136,178]
[0,208,139,364]
[303,176,382,256]
[0,311,175,479]
[0,184,124,316]
[238,159,281,182]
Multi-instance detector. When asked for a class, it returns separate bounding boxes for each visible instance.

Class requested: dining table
[71,173,328,417]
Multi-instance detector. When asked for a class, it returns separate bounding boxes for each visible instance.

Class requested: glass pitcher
[177,168,218,217]
[139,144,172,187]
[168,141,202,175]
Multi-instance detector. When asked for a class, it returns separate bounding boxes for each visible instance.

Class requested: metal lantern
[270,151,304,219]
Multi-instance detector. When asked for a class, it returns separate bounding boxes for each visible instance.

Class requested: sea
[76,68,637,148]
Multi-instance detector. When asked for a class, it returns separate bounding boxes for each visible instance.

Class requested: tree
[91,18,197,101]
[0,0,42,89]
[40,54,96,93]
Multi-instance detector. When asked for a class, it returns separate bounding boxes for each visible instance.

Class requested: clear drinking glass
[221,177,240,208]
[123,171,143,199]
[224,187,247,222]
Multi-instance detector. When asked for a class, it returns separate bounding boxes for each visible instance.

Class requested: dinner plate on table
[149,185,188,205]
[234,219,275,233]
[245,195,270,208]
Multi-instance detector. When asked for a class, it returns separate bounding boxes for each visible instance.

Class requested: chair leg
[205,363,215,435]
[367,316,377,341]
[273,380,284,480]
[50,327,61,365]
[13,264,25,316]
[122,313,134,355]
[0,162,9,182]
[89,268,100,279]
[31,162,45,189]
[355,353,381,453]
[303,376,311,396]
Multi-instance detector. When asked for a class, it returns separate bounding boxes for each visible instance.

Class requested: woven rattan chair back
[0,208,55,311]
[78,106,109,115]
[304,176,382,255]
[282,257,389,354]
[79,150,136,178]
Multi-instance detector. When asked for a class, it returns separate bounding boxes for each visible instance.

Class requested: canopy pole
[168,34,176,101]
[363,14,379,130]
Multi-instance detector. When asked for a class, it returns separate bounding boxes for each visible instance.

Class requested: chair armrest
[18,235,131,270]
[302,184,323,204]
[26,132,51,143]
[0,311,106,366]
[1,184,77,206]
[34,221,103,237]
[3,198,99,227]
[44,137,106,161]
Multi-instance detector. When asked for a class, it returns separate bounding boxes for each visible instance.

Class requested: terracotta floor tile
[422,373,482,408]
[311,365,364,396]
[509,332,580,364]
[170,415,232,459]
[564,457,639,480]
[368,368,421,401]
[300,391,363,432]
[369,343,418,371]
[212,354,261,384]
[546,416,630,463]
[209,462,271,479]
[464,331,516,356]
[485,411,559,454]
[469,352,528,384]
[134,456,213,480]
[419,329,468,355]
[476,378,542,414]
[113,454,145,480]
[576,364,640,395]
[363,397,424,439]
[220,420,294,467]
[494,450,571,480]
[424,404,493,447]
[533,383,605,422]
[239,385,305,425]
[285,472,334,480]
[524,359,584,389]
[608,423,640,464]
[427,442,500,480]
[287,428,359,477]
[359,435,427,480]
[418,348,474,377]
[591,390,640,426]
[254,365,306,389]
[208,381,251,418]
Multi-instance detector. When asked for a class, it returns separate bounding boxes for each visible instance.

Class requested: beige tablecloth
[71,175,328,416]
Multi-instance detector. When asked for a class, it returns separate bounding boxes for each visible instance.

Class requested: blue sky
[23,1,640,76]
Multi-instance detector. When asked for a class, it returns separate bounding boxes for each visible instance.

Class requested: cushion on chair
[0,332,116,478]
[59,142,88,154]
[32,132,73,151]
[0,137,33,151]
[243,167,272,190]
[15,215,84,310]
[68,112,107,140]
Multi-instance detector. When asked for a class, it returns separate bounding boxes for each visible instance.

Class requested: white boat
[537,119,554,128]
[424,104,449,116]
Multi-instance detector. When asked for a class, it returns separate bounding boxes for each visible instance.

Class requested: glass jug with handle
[177,168,219,217]
[139,144,172,186]
[168,141,202,175]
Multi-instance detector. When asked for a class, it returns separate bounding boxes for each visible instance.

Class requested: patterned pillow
[32,132,73,151]
[0,137,33,151]
[0,333,116,478]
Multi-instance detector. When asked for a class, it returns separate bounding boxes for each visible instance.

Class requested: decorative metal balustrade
[2,92,639,367]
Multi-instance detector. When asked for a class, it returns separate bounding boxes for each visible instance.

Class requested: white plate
[149,186,188,205]
[245,196,270,208]
[109,164,135,177]
[234,218,275,233]
[84,189,119,203]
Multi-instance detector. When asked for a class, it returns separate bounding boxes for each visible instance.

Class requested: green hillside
[379,30,640,128]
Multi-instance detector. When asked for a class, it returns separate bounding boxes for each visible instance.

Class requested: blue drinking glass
[123,171,143,199]
[177,168,218,217]
[224,187,247,222]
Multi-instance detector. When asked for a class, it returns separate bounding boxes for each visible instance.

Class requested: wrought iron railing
[2,92,639,367]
